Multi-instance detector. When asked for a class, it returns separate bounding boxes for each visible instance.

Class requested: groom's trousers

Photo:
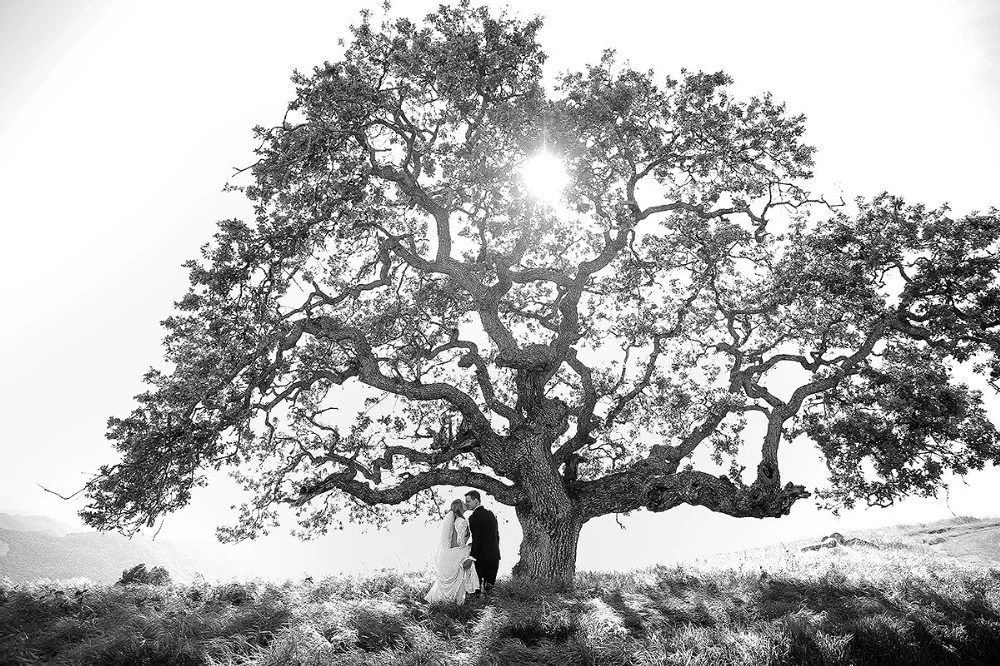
[475,558,499,590]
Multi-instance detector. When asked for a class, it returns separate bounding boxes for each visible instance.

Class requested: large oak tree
[83,4,1000,581]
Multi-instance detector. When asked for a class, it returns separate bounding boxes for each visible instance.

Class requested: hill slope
[0,522,254,584]
[904,517,1000,567]
[1,516,998,666]
[0,513,80,537]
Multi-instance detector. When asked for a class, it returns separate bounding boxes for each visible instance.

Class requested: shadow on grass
[0,581,293,666]
[3,565,999,666]
[760,573,1000,666]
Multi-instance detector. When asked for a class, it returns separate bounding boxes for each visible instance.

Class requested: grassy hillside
[1,516,997,665]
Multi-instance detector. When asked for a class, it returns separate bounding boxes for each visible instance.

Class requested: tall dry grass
[1,517,998,665]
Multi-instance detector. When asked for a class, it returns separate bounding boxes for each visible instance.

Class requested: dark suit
[468,505,500,589]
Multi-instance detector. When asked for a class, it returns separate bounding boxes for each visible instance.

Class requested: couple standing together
[425,490,500,605]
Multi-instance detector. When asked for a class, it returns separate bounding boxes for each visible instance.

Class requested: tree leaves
[803,345,1000,511]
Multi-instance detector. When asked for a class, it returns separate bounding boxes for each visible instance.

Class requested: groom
[464,490,500,594]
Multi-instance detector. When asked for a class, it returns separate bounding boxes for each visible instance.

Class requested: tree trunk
[510,504,583,583]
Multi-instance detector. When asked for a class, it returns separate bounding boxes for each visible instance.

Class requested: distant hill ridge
[0,513,82,537]
[0,513,252,583]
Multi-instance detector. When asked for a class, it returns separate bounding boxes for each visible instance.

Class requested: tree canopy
[82,3,1000,580]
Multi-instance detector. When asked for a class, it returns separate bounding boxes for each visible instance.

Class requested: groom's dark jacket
[468,505,501,561]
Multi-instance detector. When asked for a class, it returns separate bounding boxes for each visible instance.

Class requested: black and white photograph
[2,1,999,664]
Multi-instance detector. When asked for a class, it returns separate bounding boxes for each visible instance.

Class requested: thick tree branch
[427,331,520,424]
[293,466,521,508]
[299,316,496,438]
[576,468,809,520]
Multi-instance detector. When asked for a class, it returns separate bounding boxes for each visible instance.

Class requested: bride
[425,499,479,604]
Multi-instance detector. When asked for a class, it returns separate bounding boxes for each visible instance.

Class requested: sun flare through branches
[520,152,569,206]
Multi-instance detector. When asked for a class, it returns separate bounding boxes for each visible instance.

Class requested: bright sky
[1,0,999,580]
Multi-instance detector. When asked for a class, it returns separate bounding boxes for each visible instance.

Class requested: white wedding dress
[425,513,480,604]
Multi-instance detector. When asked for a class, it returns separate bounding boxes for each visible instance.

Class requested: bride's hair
[450,499,464,515]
